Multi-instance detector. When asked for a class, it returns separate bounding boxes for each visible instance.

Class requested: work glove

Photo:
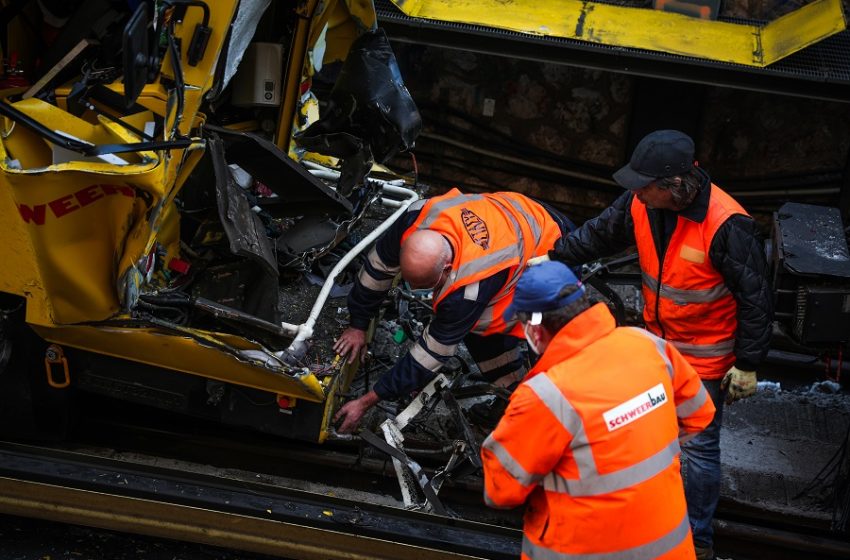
[721,366,757,404]
[527,254,550,267]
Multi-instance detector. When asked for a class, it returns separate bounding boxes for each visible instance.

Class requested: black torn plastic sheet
[296,28,422,195]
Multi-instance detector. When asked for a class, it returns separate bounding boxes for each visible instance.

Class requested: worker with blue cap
[482,260,715,560]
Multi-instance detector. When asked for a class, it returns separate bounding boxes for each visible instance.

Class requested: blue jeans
[681,378,725,549]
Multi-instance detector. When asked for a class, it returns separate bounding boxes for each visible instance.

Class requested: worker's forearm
[551,191,635,264]
[360,389,381,407]
[346,281,386,330]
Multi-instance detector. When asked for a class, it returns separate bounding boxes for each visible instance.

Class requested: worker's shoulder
[595,326,677,361]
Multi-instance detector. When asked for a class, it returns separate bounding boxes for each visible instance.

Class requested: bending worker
[333,188,572,433]
[548,129,773,560]
[482,260,715,559]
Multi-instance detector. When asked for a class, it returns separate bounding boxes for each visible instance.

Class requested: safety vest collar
[528,303,616,379]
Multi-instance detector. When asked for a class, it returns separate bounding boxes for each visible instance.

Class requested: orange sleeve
[481,380,571,508]
[666,343,716,434]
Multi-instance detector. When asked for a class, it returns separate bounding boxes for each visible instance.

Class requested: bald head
[400,230,453,289]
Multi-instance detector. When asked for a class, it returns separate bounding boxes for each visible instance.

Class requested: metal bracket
[358,371,494,515]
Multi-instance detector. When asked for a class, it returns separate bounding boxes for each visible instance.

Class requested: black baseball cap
[613,130,695,190]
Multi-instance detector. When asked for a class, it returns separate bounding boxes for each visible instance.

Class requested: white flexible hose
[278,168,420,360]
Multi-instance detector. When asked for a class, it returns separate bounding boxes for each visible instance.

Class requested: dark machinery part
[582,253,641,325]
[772,202,850,347]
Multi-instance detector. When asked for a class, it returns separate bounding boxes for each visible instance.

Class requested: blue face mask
[406,266,449,299]
[408,287,434,300]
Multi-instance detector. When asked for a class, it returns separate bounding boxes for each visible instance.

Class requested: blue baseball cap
[613,130,695,190]
[504,261,585,325]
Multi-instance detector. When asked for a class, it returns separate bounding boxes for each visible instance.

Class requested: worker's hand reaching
[334,327,368,365]
[720,366,757,404]
[334,390,380,433]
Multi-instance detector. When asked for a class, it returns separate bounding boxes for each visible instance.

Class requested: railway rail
[0,441,518,560]
[1,406,849,559]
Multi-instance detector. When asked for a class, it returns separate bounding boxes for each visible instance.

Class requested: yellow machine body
[0,0,375,442]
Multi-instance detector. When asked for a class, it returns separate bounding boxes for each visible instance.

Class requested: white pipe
[279,321,300,336]
[307,165,408,193]
[279,180,420,360]
[308,168,341,181]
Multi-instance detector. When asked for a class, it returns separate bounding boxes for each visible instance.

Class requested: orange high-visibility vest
[482,303,715,559]
[631,184,748,378]
[402,188,562,337]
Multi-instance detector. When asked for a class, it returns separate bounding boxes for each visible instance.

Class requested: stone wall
[389,43,850,225]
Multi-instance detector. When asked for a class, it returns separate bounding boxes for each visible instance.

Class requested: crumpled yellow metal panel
[32,324,327,402]
[0,0,332,412]
[391,0,846,67]
[277,0,379,149]
[0,99,161,326]
[321,0,379,65]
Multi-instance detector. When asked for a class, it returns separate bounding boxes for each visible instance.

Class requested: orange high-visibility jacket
[482,303,715,559]
[631,184,748,379]
[402,188,562,337]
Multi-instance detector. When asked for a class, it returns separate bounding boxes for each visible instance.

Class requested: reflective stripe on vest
[543,439,680,497]
[409,328,458,372]
[641,271,731,305]
[501,194,544,243]
[482,435,540,488]
[521,512,690,560]
[420,191,552,335]
[675,383,710,418]
[524,373,680,497]
[630,184,746,376]
[416,193,486,230]
[451,243,523,288]
[488,195,533,292]
[670,339,735,358]
[628,327,712,418]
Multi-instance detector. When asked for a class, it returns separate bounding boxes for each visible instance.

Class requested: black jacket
[552,171,773,371]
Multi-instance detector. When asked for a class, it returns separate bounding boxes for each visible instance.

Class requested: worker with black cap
[482,260,715,559]
[547,129,773,559]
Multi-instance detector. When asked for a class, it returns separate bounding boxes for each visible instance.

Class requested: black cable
[81,100,155,140]
[164,18,185,139]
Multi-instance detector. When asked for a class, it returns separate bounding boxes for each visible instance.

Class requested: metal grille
[794,285,808,342]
